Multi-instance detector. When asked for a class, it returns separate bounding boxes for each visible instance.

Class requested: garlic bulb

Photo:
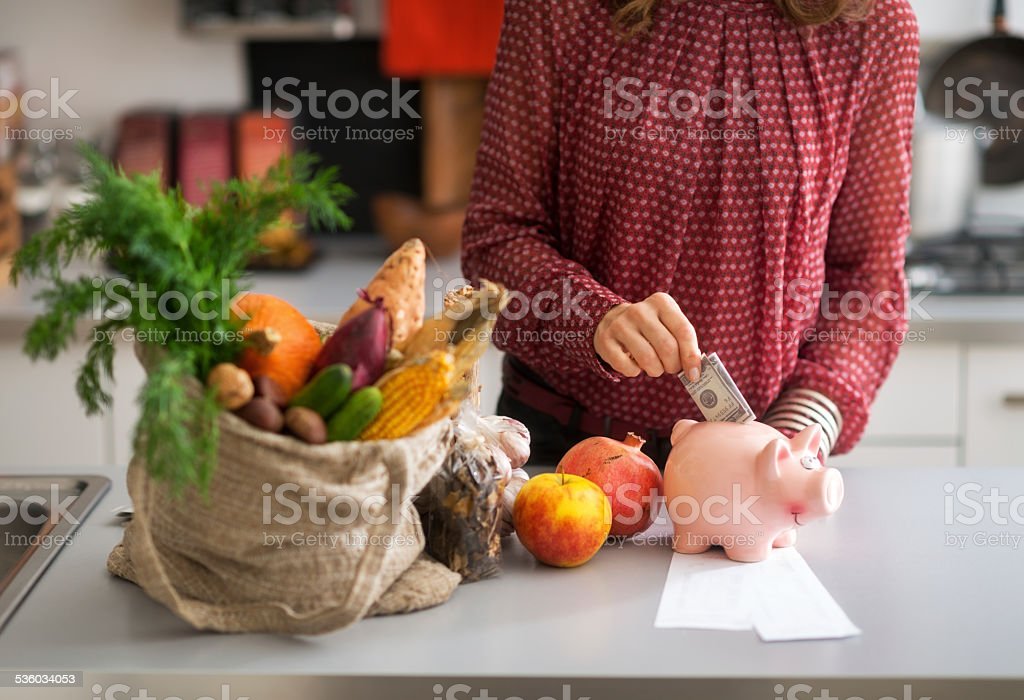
[482,415,531,469]
[500,468,530,537]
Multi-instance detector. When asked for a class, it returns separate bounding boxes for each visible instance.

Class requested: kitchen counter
[3,238,1024,342]
[1,467,1023,699]
[0,236,456,335]
[906,294,1024,343]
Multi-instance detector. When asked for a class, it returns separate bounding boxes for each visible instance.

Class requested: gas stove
[905,230,1024,295]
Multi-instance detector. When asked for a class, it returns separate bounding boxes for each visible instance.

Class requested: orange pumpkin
[235,293,322,401]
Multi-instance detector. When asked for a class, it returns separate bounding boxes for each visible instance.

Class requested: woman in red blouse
[462,0,919,465]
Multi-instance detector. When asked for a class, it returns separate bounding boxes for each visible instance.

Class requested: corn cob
[359,350,455,440]
[412,381,472,433]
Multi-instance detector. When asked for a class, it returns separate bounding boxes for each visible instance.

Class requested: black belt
[501,356,673,442]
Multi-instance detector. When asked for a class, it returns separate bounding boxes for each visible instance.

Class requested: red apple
[513,473,611,567]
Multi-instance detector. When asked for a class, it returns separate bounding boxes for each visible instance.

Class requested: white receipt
[654,550,754,630]
[654,547,861,642]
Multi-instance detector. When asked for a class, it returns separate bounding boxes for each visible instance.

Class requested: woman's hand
[594,293,702,380]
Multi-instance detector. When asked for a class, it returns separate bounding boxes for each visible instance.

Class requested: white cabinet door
[110,340,146,468]
[965,345,1024,467]
[0,340,108,470]
[861,341,962,439]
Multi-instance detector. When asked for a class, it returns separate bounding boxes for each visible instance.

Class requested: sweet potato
[339,238,425,351]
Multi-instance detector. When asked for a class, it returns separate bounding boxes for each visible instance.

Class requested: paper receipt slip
[654,548,861,642]
[678,352,756,423]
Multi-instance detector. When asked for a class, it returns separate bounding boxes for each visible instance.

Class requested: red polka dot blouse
[462,0,919,455]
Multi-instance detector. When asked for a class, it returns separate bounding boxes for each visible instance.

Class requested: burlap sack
[107,326,461,635]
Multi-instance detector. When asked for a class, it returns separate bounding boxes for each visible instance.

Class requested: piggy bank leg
[722,539,773,563]
[773,528,797,548]
[672,530,712,555]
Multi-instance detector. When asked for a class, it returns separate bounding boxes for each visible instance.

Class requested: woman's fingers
[595,315,661,377]
[595,304,640,376]
[595,332,643,377]
[594,295,701,379]
[635,308,683,375]
[617,327,666,377]
[648,293,702,380]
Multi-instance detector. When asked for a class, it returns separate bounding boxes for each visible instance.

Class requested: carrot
[340,238,425,351]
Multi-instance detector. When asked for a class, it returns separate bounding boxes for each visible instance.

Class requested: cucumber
[328,387,384,441]
[290,364,352,418]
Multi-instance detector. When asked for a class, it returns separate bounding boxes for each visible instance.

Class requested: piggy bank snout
[795,468,844,524]
[815,468,844,516]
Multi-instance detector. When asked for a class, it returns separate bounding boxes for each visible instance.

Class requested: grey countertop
[907,293,1024,342]
[2,238,1024,342]
[1,466,1023,699]
[0,237,464,334]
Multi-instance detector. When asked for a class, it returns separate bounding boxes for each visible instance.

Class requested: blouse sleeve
[781,3,920,454]
[461,0,626,380]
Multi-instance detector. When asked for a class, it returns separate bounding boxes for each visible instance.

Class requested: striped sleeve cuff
[762,388,843,460]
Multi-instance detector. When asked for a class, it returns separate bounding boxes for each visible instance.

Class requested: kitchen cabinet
[0,340,108,470]
[831,342,961,468]
[836,341,1024,468]
[0,243,460,474]
[0,336,150,472]
[965,346,1024,467]
[860,342,961,439]
[4,339,1022,471]
[109,341,147,469]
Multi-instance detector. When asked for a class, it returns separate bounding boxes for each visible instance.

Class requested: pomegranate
[556,432,663,537]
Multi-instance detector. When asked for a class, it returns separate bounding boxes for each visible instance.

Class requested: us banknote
[678,352,756,423]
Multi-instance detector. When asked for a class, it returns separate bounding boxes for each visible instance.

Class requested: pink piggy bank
[663,420,844,562]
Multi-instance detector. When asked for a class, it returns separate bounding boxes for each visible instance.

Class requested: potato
[252,375,288,409]
[235,397,285,433]
[285,406,328,445]
[206,363,254,410]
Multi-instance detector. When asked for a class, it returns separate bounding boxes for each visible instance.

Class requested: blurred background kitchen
[0,0,1022,471]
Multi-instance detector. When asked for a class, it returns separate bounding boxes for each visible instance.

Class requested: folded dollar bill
[678,352,756,424]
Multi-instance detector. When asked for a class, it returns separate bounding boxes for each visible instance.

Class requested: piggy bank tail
[670,419,699,447]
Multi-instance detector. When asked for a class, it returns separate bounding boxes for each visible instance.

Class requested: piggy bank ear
[671,419,698,446]
[757,438,791,481]
[791,423,823,457]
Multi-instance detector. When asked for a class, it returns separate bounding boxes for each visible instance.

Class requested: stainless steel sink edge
[0,474,112,634]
